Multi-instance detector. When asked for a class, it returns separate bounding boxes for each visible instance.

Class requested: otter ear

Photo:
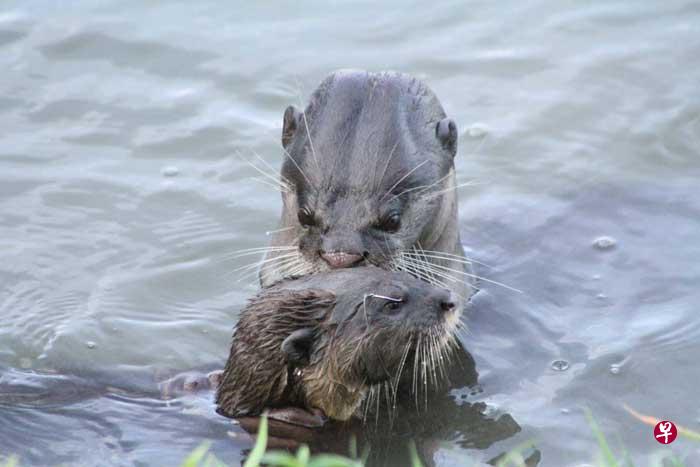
[435,118,458,157]
[282,105,301,148]
[281,328,316,367]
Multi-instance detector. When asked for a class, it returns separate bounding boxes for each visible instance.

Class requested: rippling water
[1,1,699,465]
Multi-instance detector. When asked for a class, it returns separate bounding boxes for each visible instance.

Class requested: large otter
[216,266,458,422]
[259,70,476,310]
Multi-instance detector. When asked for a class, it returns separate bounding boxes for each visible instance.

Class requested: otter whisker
[265,226,296,236]
[404,254,522,293]
[235,151,293,193]
[248,176,290,192]
[240,254,302,280]
[393,258,469,301]
[375,140,400,192]
[424,180,483,200]
[412,334,421,409]
[388,171,451,202]
[280,144,315,189]
[251,150,289,186]
[223,245,297,260]
[381,160,429,200]
[402,249,492,269]
[398,254,477,292]
[293,77,322,173]
[231,252,299,274]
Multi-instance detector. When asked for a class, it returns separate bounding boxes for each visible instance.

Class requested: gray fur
[261,70,476,309]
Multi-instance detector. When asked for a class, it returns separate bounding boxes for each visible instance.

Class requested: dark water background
[1,1,699,465]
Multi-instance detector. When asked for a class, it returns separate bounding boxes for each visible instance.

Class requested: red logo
[654,421,677,444]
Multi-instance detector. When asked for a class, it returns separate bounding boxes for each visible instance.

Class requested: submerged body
[216,266,458,421]
[260,70,476,310]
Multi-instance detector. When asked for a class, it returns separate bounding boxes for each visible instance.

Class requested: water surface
[1,1,699,465]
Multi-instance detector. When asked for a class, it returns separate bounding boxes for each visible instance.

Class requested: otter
[259,70,476,310]
[216,266,458,422]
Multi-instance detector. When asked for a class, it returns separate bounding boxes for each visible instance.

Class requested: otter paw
[159,371,219,399]
[266,407,327,428]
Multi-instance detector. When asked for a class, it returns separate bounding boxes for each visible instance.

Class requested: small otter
[259,70,477,310]
[216,266,458,422]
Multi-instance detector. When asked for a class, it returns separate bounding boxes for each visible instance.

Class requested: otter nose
[320,251,364,269]
[431,290,455,314]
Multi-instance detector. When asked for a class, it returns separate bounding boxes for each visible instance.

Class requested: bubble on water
[593,236,617,250]
[551,359,570,371]
[592,274,601,280]
[561,408,570,414]
[466,123,489,138]
[610,364,621,375]
[596,293,607,300]
[86,341,97,349]
[161,166,180,177]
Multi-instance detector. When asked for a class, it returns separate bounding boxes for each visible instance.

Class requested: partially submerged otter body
[260,70,476,310]
[216,266,457,421]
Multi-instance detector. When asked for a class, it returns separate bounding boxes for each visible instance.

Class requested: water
[1,1,699,465]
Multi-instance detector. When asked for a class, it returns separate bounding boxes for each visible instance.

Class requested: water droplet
[551,359,570,371]
[161,166,179,177]
[561,408,570,414]
[593,236,617,250]
[610,364,621,375]
[86,341,97,349]
[467,123,489,138]
[596,293,607,300]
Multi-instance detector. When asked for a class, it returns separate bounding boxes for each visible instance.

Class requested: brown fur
[216,267,455,421]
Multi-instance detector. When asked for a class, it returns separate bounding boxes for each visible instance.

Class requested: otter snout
[320,250,364,269]
[431,289,456,315]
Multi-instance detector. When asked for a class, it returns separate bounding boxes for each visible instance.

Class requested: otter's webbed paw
[159,370,223,399]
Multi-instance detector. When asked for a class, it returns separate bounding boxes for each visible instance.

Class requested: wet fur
[216,268,456,421]
[259,70,476,308]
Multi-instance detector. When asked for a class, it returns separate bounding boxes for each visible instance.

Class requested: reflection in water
[0,347,530,467]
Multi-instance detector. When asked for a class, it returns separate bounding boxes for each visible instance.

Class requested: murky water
[1,1,699,465]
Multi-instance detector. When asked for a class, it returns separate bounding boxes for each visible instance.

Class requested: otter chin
[216,266,459,422]
[259,70,477,310]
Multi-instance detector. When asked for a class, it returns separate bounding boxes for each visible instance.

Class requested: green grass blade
[243,414,269,467]
[180,442,212,467]
[584,409,619,467]
[408,441,423,467]
[307,454,363,467]
[296,445,310,465]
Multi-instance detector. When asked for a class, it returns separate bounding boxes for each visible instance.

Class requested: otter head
[261,71,464,291]
[281,269,458,420]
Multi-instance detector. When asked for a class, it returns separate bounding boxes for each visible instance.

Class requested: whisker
[381,160,429,200]
[235,150,292,192]
[265,226,296,236]
[403,249,492,268]
[376,140,400,192]
[403,254,521,293]
[425,180,484,199]
[388,171,451,201]
[293,77,321,172]
[280,145,314,189]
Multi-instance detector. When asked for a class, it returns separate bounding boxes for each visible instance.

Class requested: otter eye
[383,300,402,313]
[378,212,401,233]
[297,207,316,227]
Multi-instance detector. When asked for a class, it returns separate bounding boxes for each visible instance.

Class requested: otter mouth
[319,250,365,269]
